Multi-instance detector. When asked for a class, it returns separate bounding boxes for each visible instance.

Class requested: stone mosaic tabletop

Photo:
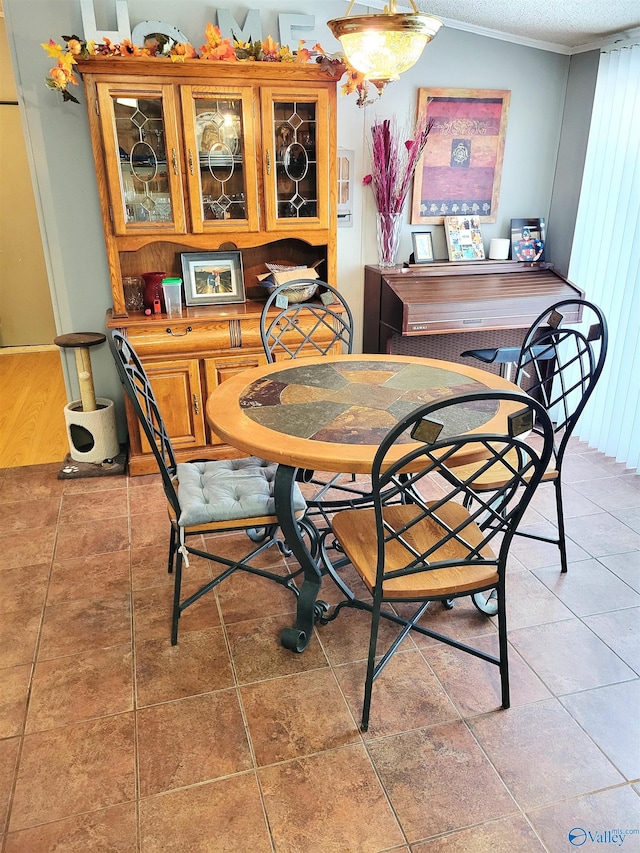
[239,358,498,446]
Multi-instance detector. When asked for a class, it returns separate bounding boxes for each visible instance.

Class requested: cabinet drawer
[126,320,231,356]
[125,317,267,357]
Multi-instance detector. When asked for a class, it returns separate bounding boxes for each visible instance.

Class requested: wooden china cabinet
[77,57,340,474]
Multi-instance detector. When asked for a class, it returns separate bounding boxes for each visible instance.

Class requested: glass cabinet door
[96,82,186,235]
[260,87,330,231]
[181,86,259,233]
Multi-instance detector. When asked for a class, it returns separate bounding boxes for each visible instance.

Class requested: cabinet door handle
[171,148,178,175]
[193,394,200,415]
[266,150,271,175]
[166,326,193,336]
[188,148,194,176]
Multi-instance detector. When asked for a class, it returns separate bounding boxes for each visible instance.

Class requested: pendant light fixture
[327,1,443,96]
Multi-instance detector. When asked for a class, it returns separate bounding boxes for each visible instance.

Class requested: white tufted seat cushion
[175,456,306,526]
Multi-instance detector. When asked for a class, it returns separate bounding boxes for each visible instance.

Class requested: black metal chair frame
[260,279,374,534]
[109,330,306,645]
[260,279,354,361]
[320,389,555,730]
[462,298,608,574]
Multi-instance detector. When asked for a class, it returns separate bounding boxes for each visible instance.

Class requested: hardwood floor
[0,347,69,467]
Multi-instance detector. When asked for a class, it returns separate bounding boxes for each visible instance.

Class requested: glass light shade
[327,10,442,93]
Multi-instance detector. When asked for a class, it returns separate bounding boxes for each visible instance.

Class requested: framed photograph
[444,215,486,261]
[180,251,245,306]
[411,231,435,263]
[411,87,511,225]
[511,218,546,262]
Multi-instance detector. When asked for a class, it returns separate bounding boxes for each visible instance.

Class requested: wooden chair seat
[332,503,498,597]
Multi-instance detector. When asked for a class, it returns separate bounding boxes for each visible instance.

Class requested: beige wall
[0,17,56,346]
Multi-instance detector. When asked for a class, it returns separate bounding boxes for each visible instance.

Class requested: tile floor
[1,438,639,852]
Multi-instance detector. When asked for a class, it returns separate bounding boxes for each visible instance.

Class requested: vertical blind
[568,43,640,470]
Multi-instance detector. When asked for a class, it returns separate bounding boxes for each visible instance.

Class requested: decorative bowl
[260,280,319,303]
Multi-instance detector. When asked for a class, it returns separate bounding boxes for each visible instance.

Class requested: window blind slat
[568,43,640,470]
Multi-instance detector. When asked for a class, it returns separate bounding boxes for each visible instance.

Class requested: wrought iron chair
[460,298,608,578]
[320,389,554,731]
[109,330,307,645]
[260,279,353,361]
[260,279,369,530]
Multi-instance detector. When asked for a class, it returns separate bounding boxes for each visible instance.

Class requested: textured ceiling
[412,0,640,51]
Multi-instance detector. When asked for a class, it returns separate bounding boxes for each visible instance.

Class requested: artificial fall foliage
[41,26,373,106]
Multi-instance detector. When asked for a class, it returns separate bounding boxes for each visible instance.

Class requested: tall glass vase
[376,212,402,268]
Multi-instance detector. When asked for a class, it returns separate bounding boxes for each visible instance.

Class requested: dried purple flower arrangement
[363,110,434,215]
[363,110,433,266]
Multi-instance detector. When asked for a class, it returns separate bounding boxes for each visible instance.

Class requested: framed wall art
[180,251,245,306]
[511,218,546,262]
[444,215,486,261]
[411,87,510,225]
[411,231,435,263]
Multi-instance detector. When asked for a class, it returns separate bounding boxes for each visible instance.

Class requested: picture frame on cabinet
[411,231,435,263]
[511,218,546,262]
[181,251,245,306]
[444,215,486,261]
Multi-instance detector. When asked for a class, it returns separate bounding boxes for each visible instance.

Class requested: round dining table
[206,353,524,652]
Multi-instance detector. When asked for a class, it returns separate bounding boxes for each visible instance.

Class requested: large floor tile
[508,521,588,570]
[0,609,42,668]
[565,512,640,557]
[410,814,545,852]
[259,745,404,853]
[423,635,551,717]
[571,473,640,511]
[582,606,640,672]
[26,645,133,733]
[54,516,130,561]
[241,668,359,766]
[6,497,61,531]
[533,558,640,616]
[10,714,136,831]
[0,665,31,738]
[133,579,221,643]
[508,617,636,694]
[367,722,517,842]
[59,487,129,523]
[137,689,252,796]
[47,551,131,604]
[5,526,57,571]
[527,785,640,852]
[333,649,459,738]
[560,679,640,780]
[469,699,623,809]
[130,543,176,590]
[135,628,234,706]
[216,566,300,624]
[505,568,575,628]
[0,468,64,503]
[0,562,49,614]
[226,613,329,684]
[38,595,132,660]
[4,802,137,853]
[130,510,168,551]
[139,773,272,853]
[394,596,497,647]
[598,551,640,592]
[0,738,20,832]
[315,604,412,667]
